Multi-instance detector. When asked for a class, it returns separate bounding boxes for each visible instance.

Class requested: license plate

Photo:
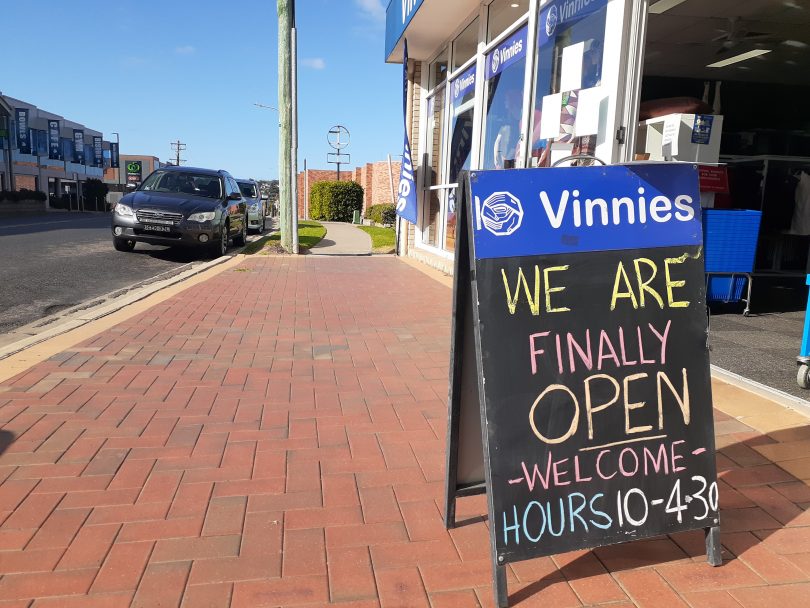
[143,224,171,232]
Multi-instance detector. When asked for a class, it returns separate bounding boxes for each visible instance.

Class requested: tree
[83,179,109,211]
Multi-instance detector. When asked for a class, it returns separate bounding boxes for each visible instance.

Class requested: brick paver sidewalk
[0,255,810,607]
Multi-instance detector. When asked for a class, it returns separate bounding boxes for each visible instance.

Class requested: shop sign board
[692,114,714,145]
[93,136,103,167]
[385,0,425,59]
[48,120,61,160]
[445,164,721,607]
[110,142,120,169]
[73,130,85,165]
[126,160,142,184]
[698,165,729,193]
[15,109,31,155]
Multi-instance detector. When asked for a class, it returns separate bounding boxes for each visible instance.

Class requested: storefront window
[445,65,477,252]
[487,0,529,43]
[424,88,446,248]
[429,49,449,90]
[452,18,479,71]
[529,0,608,167]
[481,26,529,170]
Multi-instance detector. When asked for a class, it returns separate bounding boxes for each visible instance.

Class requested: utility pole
[290,5,299,254]
[278,0,293,253]
[170,140,186,166]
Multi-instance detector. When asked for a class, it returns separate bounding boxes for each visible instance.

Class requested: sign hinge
[616,126,626,145]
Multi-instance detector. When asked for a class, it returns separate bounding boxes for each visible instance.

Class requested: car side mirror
[228,191,241,200]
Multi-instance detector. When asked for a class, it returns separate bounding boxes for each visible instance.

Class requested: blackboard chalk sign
[444,164,721,608]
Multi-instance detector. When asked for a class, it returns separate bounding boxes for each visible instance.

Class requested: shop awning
[385,0,480,63]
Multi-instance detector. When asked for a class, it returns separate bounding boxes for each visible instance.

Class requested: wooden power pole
[170,140,186,166]
[278,0,293,253]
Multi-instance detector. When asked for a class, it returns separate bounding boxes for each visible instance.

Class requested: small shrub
[365,203,396,226]
[0,189,47,203]
[309,181,363,222]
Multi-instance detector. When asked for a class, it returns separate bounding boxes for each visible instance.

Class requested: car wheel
[234,217,247,246]
[261,215,266,233]
[208,224,228,258]
[113,237,136,252]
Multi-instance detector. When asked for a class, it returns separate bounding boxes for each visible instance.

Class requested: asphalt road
[0,212,227,335]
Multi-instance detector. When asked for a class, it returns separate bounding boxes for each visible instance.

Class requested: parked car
[237,178,267,233]
[111,166,247,258]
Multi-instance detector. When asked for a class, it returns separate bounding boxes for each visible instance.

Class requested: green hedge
[365,203,396,226]
[309,181,363,222]
[0,189,47,203]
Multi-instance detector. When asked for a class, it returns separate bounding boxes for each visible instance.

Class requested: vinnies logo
[546,5,559,36]
[491,51,501,74]
[478,192,524,237]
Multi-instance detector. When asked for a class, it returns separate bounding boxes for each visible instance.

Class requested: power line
[170,140,186,166]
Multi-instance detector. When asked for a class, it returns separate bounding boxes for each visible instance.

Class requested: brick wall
[296,162,402,219]
[14,175,37,191]
[296,169,353,219]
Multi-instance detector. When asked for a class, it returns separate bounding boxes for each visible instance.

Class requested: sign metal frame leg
[705,526,722,566]
[494,561,508,608]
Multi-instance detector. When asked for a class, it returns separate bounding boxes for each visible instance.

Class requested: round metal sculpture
[328,125,350,150]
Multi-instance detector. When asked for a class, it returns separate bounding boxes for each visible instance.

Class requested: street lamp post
[112,132,121,192]
[255,101,298,252]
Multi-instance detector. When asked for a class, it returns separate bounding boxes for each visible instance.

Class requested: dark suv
[111,166,247,258]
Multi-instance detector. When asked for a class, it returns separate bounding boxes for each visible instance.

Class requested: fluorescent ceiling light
[707,49,771,68]
[649,0,688,14]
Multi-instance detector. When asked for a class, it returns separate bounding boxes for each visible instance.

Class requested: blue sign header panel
[469,164,703,260]
[485,26,528,80]
[385,0,425,60]
[452,64,476,105]
[538,0,608,47]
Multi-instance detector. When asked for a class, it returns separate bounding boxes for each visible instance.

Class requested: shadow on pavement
[0,213,112,237]
[452,419,810,606]
[0,430,14,457]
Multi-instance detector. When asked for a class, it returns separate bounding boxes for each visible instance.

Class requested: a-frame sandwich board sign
[444,165,722,608]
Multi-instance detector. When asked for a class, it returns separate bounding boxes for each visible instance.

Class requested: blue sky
[0,0,403,180]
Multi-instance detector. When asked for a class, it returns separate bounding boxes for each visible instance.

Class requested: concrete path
[308,221,371,255]
[1,255,810,606]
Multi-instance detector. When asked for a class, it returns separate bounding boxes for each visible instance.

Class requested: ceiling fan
[710,17,780,54]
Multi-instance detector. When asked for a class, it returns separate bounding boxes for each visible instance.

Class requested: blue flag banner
[15,109,31,155]
[73,130,85,164]
[469,164,703,260]
[93,136,103,167]
[396,39,418,224]
[110,142,120,169]
[48,120,61,160]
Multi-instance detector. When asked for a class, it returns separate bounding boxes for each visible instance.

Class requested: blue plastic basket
[702,209,762,273]
[706,275,748,303]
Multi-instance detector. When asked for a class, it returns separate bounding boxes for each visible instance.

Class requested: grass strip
[357,225,395,253]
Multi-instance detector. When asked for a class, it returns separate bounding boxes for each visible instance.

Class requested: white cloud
[302,57,326,70]
[355,0,385,22]
[175,45,196,55]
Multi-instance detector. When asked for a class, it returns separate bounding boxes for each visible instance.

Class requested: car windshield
[140,171,222,199]
[238,182,257,198]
